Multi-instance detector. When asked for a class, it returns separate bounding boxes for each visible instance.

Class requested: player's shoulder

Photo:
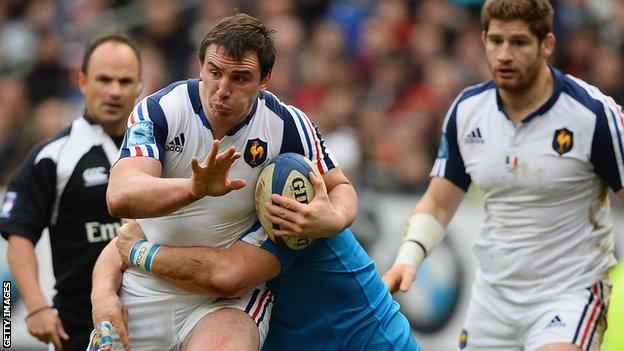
[559,69,615,115]
[257,90,303,122]
[145,79,195,107]
[28,123,74,165]
[455,80,496,104]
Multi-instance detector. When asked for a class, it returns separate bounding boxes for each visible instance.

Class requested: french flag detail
[123,99,160,159]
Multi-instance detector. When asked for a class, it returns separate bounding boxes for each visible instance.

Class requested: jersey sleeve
[590,96,624,192]
[430,97,472,191]
[279,105,338,175]
[0,146,57,244]
[239,221,307,272]
[119,97,169,163]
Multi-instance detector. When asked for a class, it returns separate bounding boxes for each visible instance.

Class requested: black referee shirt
[0,115,122,327]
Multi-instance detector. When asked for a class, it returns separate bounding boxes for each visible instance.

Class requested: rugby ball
[255,153,322,250]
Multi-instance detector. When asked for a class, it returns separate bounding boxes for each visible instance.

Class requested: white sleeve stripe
[292,106,327,172]
[430,159,447,177]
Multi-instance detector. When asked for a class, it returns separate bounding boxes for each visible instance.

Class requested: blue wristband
[129,240,161,272]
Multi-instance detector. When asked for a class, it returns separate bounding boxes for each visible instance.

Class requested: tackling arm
[115,220,280,298]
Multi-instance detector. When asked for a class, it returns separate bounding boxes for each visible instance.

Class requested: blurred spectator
[0,0,623,195]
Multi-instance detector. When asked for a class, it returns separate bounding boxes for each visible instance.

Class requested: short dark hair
[81,33,142,75]
[481,0,554,41]
[199,13,276,79]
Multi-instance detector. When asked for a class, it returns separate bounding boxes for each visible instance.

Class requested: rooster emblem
[552,128,573,155]
[244,138,268,167]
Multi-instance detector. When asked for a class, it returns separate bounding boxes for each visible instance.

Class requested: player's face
[200,44,271,130]
[79,41,142,132]
[482,19,554,93]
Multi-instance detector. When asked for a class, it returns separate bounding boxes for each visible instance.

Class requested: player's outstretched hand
[26,307,69,350]
[91,291,130,351]
[189,139,246,199]
[116,220,146,266]
[382,263,417,294]
[265,172,344,239]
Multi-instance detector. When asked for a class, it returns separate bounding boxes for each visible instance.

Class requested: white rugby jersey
[118,79,337,294]
[432,67,623,304]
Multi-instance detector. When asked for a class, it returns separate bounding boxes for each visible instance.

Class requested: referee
[0,33,142,351]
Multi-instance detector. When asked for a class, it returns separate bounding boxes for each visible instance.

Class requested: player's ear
[541,32,556,59]
[259,70,272,92]
[78,70,88,95]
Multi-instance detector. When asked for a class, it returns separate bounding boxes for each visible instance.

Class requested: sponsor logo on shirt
[85,221,121,243]
[244,138,268,168]
[545,315,566,329]
[464,127,484,144]
[83,167,108,187]
[165,133,185,153]
[553,128,573,155]
[0,192,17,219]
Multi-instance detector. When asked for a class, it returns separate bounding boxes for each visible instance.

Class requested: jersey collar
[187,78,259,137]
[82,111,98,125]
[495,65,564,124]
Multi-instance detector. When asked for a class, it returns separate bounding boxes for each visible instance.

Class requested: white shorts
[460,278,610,351]
[109,285,273,351]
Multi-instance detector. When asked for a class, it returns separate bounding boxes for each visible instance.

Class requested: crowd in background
[1,0,623,193]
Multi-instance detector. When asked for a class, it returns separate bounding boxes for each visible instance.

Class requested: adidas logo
[465,128,484,144]
[545,315,566,329]
[166,133,185,152]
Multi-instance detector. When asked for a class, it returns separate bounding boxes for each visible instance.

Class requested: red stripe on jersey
[580,284,602,348]
[301,115,324,173]
[130,112,136,125]
[134,146,143,156]
[251,290,269,320]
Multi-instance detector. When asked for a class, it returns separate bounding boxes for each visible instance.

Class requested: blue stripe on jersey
[259,91,305,155]
[438,84,491,191]
[137,102,145,121]
[608,108,624,171]
[145,98,169,162]
[572,288,594,343]
[186,79,211,130]
[244,289,261,313]
[563,76,623,191]
[291,108,314,160]
[585,282,605,350]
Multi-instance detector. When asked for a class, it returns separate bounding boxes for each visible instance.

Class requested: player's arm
[107,140,245,218]
[382,177,466,293]
[265,166,357,239]
[115,220,280,297]
[7,235,69,349]
[90,239,130,351]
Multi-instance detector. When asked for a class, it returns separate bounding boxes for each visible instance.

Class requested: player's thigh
[537,343,580,351]
[524,281,609,351]
[113,291,178,351]
[461,283,520,350]
[181,307,259,351]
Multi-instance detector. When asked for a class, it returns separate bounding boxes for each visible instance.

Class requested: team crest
[552,128,573,155]
[459,329,468,349]
[244,138,268,168]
